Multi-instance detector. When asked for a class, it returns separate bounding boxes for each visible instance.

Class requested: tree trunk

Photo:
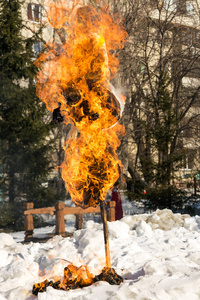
[8,168,15,202]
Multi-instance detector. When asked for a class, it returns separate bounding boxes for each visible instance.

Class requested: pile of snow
[122,208,191,231]
[1,209,200,299]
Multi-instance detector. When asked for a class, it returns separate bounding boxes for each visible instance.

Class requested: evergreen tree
[0,0,55,207]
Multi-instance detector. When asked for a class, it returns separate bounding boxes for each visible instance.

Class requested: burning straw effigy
[33,0,127,294]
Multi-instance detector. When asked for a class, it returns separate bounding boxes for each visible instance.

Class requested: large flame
[35,1,127,207]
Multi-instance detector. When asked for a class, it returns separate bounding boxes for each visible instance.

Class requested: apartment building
[21,1,54,52]
[154,0,200,178]
[107,0,200,184]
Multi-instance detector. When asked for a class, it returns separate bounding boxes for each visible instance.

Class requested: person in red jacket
[111,182,123,220]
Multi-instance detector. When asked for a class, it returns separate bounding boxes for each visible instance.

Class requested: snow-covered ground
[1,198,200,299]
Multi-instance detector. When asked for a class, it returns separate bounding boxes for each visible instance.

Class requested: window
[140,64,146,74]
[136,61,147,75]
[182,127,193,138]
[192,30,199,45]
[180,28,200,47]
[164,0,177,12]
[186,1,194,15]
[196,124,200,138]
[137,27,147,41]
[181,149,196,170]
[33,41,42,57]
[27,3,42,22]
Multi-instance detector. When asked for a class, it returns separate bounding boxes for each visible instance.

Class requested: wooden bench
[24,201,116,241]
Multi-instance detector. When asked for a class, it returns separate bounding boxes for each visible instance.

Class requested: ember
[32,264,123,296]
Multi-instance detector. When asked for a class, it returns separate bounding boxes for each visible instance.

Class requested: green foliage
[126,177,147,200]
[0,201,24,231]
[0,0,58,206]
[126,182,198,216]
[146,186,180,210]
[146,74,179,186]
[28,180,66,208]
[144,186,198,216]
[0,0,36,80]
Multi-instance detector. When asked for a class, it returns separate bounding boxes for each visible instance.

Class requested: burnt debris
[52,84,121,125]
[32,266,123,296]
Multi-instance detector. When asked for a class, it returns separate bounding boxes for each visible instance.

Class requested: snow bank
[122,208,192,231]
[1,209,200,299]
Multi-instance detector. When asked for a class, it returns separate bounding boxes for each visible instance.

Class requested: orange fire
[35,1,127,207]
[32,264,94,294]
[32,263,123,295]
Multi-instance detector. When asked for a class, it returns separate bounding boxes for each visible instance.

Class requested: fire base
[94,267,123,285]
[32,266,123,296]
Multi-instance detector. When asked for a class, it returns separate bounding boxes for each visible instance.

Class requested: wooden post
[55,202,65,236]
[24,202,34,241]
[75,214,83,230]
[108,201,116,222]
[100,201,111,268]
